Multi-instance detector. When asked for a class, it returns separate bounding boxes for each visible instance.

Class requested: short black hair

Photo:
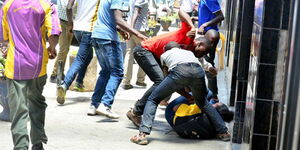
[215,104,234,123]
[195,37,211,49]
[164,41,181,51]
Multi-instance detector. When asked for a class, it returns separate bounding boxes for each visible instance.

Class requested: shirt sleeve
[45,3,61,37]
[111,0,124,10]
[198,57,212,71]
[204,0,221,13]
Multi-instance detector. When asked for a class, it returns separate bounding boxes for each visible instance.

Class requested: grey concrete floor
[0,27,232,150]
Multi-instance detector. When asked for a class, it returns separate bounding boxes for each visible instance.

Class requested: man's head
[164,41,181,51]
[204,29,220,46]
[214,103,234,123]
[193,37,211,58]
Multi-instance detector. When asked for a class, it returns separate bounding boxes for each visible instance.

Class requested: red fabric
[141,22,194,59]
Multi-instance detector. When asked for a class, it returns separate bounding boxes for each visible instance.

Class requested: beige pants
[122,33,146,85]
[51,19,73,76]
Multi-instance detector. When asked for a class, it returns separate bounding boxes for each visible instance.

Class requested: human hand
[119,31,131,40]
[198,24,207,35]
[137,33,148,41]
[0,41,8,58]
[186,95,195,104]
[186,27,196,38]
[208,67,218,77]
[47,46,57,59]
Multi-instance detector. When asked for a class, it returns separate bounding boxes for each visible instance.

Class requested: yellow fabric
[3,0,15,79]
[173,104,202,124]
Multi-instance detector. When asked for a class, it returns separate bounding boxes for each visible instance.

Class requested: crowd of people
[0,0,233,149]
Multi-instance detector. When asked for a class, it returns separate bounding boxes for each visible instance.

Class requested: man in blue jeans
[130,41,230,145]
[197,0,224,102]
[90,0,148,119]
[56,0,100,105]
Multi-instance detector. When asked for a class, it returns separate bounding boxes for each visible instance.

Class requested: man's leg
[122,37,136,88]
[132,46,164,115]
[138,75,180,135]
[100,41,124,107]
[63,31,93,89]
[90,39,110,108]
[51,20,73,80]
[132,34,147,85]
[27,76,48,145]
[190,77,228,134]
[7,79,30,150]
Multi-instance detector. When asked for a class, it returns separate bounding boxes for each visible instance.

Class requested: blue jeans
[91,38,124,108]
[139,63,228,134]
[132,45,164,115]
[63,30,93,89]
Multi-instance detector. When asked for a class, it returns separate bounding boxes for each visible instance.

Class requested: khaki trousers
[52,19,73,76]
[122,33,146,85]
[8,75,47,150]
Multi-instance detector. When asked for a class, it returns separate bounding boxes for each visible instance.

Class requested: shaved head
[205,29,220,43]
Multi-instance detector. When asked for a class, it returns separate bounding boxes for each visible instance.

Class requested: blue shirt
[92,0,125,41]
[198,0,221,31]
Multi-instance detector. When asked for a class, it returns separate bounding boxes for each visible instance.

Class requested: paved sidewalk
[0,27,231,150]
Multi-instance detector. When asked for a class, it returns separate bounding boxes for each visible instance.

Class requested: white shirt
[73,0,100,32]
[127,0,149,31]
[180,0,198,13]
[161,48,200,71]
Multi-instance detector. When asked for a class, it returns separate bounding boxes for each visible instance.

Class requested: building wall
[228,0,291,149]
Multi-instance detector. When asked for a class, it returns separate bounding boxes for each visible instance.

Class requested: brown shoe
[217,131,231,141]
[126,109,141,127]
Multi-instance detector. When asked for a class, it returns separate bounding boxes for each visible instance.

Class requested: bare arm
[66,0,76,32]
[47,35,59,59]
[114,9,148,41]
[198,10,224,34]
[178,8,194,28]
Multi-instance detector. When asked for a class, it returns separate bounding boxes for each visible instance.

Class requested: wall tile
[263,0,282,29]
[233,122,244,143]
[253,100,272,134]
[281,0,291,29]
[271,102,279,136]
[251,134,269,150]
[259,29,279,64]
[256,64,276,99]
[235,101,246,122]
[269,137,277,150]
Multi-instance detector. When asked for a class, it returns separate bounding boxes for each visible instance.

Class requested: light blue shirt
[92,0,125,41]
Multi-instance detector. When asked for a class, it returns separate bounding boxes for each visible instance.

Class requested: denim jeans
[63,30,93,89]
[139,63,228,134]
[132,45,164,115]
[91,38,124,108]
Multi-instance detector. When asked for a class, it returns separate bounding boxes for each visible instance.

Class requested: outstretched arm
[114,9,148,41]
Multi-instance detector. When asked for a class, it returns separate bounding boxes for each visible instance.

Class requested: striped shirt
[73,0,100,32]
[0,0,61,80]
[57,0,68,21]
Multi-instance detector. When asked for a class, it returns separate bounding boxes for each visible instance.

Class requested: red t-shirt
[141,22,194,59]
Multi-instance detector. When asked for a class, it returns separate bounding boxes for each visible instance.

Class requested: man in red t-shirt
[126,8,212,127]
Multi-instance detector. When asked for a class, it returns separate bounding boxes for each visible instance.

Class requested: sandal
[217,132,231,141]
[130,133,148,145]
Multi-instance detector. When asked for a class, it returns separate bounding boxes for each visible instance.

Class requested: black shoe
[49,75,57,83]
[32,143,44,150]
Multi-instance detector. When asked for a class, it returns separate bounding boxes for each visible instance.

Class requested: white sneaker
[96,103,119,119]
[87,105,97,116]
